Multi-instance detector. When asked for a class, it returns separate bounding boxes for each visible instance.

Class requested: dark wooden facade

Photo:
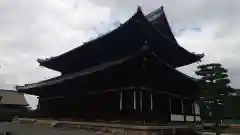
[36,87,199,123]
[16,6,203,124]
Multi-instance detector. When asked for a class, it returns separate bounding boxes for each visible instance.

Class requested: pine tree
[196,63,234,135]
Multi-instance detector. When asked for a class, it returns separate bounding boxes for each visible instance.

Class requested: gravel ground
[202,132,239,135]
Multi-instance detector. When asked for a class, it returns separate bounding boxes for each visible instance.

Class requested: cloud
[0,0,111,88]
[0,0,112,108]
[1,0,240,106]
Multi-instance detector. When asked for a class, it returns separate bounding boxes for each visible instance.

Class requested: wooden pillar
[120,91,123,110]
[134,91,136,110]
[135,91,141,121]
[140,91,143,122]
[169,97,172,122]
[150,92,153,122]
[193,101,196,122]
[133,91,136,121]
[37,97,41,110]
[140,91,143,112]
[150,93,153,111]
[181,99,186,122]
[169,97,172,113]
[37,97,43,117]
[119,91,123,120]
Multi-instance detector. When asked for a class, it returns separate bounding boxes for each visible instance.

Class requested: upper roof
[37,6,203,74]
[0,89,28,106]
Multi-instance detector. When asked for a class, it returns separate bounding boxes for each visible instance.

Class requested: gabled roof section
[0,89,28,106]
[37,6,203,73]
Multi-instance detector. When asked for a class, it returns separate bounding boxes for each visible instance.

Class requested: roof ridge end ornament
[197,53,205,62]
[137,6,144,15]
[199,53,205,58]
[193,53,204,60]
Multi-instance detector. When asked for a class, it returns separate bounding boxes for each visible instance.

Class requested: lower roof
[17,48,198,98]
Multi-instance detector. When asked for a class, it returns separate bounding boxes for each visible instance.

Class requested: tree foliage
[196,63,234,135]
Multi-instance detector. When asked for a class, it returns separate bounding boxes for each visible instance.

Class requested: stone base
[0,118,201,135]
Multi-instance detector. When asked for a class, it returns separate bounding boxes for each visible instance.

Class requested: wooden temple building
[16,6,203,124]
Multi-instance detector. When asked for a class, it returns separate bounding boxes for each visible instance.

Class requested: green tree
[0,96,4,121]
[225,95,240,120]
[195,63,234,135]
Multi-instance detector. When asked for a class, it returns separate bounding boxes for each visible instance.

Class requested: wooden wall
[37,89,198,123]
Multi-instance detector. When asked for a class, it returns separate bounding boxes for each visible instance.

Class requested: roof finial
[160,5,164,10]
[137,5,142,12]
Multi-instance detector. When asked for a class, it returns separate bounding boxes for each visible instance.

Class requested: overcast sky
[0,0,240,92]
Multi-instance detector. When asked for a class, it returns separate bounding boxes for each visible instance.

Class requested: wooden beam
[40,96,65,101]
[140,86,191,99]
[103,86,137,93]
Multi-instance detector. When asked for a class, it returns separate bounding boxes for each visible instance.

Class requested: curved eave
[178,52,204,67]
[37,58,51,63]
[195,53,205,61]
[37,58,54,70]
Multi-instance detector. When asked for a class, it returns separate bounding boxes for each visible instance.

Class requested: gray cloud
[0,0,240,96]
[0,0,112,89]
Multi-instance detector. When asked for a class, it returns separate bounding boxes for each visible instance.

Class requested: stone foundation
[0,118,201,135]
